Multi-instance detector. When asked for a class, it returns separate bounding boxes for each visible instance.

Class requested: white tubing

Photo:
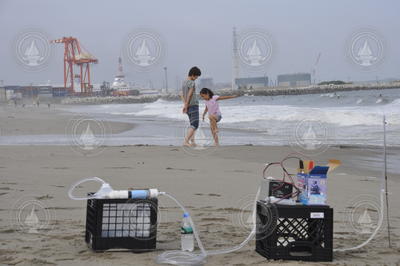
[334,118,387,252]
[68,172,384,257]
[68,177,107,200]
[156,189,260,265]
[333,189,384,252]
[158,184,384,261]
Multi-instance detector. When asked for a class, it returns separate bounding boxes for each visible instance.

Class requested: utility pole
[163,67,168,94]
[232,27,240,90]
[176,76,180,94]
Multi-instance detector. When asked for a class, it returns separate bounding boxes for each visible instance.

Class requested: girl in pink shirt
[200,88,238,146]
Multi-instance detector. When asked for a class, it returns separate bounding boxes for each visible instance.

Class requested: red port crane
[51,37,98,96]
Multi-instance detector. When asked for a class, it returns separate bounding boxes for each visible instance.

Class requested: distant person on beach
[200,88,238,146]
[181,66,201,146]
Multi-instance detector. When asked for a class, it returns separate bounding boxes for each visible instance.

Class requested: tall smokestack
[232,27,240,90]
[117,57,124,78]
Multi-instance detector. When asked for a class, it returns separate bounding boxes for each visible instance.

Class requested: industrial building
[277,73,311,87]
[235,76,268,89]
[2,85,56,100]
[0,86,5,102]
[198,77,214,89]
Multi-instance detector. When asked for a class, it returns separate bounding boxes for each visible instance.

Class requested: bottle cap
[183,212,189,218]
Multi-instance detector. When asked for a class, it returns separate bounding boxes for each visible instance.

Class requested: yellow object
[327,159,341,173]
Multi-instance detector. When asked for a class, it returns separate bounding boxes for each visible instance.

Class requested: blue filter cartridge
[129,190,149,199]
[105,189,159,199]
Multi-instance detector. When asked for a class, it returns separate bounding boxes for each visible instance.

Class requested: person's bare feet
[183,141,196,147]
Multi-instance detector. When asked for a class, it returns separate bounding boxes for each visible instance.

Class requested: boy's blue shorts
[187,105,199,129]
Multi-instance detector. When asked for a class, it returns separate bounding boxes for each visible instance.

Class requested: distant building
[235,76,268,89]
[0,86,5,102]
[277,73,311,87]
[4,86,22,100]
[18,86,53,98]
[214,82,231,90]
[3,85,54,99]
[52,87,69,97]
[199,77,214,89]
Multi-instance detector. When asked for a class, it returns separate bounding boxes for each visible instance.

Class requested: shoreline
[0,105,135,136]
[58,85,400,105]
[1,105,399,176]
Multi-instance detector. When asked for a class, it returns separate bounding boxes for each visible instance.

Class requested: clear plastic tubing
[158,183,385,264]
[68,174,385,263]
[156,189,260,265]
[334,117,387,252]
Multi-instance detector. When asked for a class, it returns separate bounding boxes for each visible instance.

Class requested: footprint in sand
[166,167,195,171]
[194,193,221,197]
[35,195,54,200]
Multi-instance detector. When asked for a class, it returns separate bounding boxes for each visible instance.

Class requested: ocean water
[57,88,400,147]
[1,88,398,174]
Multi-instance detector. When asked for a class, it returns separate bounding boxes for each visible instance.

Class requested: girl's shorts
[212,114,222,122]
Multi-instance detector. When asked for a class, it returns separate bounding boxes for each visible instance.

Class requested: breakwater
[60,82,399,105]
[61,94,180,105]
[232,82,400,97]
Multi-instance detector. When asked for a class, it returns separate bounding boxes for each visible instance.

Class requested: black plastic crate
[85,195,158,251]
[256,201,333,262]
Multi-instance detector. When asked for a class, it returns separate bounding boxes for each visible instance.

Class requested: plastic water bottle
[181,212,194,252]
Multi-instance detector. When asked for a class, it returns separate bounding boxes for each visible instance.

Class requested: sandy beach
[0,106,399,266]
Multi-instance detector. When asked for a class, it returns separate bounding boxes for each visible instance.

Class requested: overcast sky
[0,0,399,89]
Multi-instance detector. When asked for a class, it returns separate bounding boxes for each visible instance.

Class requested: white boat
[111,57,131,95]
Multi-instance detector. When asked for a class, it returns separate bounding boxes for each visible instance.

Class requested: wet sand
[0,105,134,136]
[0,105,399,266]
